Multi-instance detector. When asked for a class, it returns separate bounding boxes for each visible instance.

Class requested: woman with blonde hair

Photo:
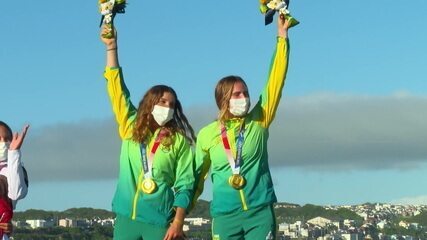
[194,15,293,240]
[100,25,196,240]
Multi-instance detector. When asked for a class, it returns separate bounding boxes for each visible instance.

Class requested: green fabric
[194,38,290,217]
[212,204,276,240]
[104,67,195,226]
[114,214,168,240]
[285,14,299,29]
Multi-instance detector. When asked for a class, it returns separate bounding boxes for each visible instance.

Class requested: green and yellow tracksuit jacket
[104,67,195,227]
[194,37,290,218]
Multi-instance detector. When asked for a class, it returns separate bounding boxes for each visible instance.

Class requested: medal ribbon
[139,129,163,179]
[220,121,245,174]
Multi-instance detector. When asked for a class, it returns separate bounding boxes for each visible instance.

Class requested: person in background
[193,14,293,240]
[0,121,30,239]
[100,25,196,240]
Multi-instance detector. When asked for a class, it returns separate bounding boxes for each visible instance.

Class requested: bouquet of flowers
[259,0,299,27]
[99,0,127,38]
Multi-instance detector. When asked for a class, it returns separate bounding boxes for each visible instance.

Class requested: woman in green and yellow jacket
[194,15,293,240]
[100,25,196,240]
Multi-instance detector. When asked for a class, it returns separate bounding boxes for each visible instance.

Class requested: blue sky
[1,1,427,211]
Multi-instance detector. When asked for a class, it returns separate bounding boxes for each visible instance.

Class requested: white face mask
[229,97,250,117]
[151,105,174,126]
[0,141,10,162]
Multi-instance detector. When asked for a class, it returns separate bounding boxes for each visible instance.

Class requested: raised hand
[9,125,29,151]
[100,24,117,48]
[100,24,119,67]
[277,14,290,38]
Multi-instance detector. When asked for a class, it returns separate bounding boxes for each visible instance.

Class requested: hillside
[409,210,427,226]
[275,204,364,224]
[16,202,426,227]
[187,199,211,218]
[14,208,115,221]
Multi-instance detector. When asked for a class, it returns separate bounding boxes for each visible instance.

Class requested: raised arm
[278,14,289,39]
[100,25,136,139]
[101,25,119,67]
[7,125,30,208]
[259,15,291,128]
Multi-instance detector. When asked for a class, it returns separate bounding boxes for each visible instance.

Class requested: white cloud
[23,119,120,182]
[391,195,427,205]
[268,93,427,170]
[22,93,427,181]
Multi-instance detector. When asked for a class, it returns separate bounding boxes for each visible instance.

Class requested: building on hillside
[376,220,388,229]
[59,218,76,227]
[58,218,89,228]
[184,217,211,232]
[275,203,299,208]
[408,222,419,230]
[401,236,414,240]
[307,217,332,228]
[26,219,54,229]
[332,220,343,229]
[300,227,309,238]
[283,230,298,239]
[12,220,29,228]
[305,225,323,239]
[341,233,363,240]
[278,221,307,239]
[278,222,290,234]
[184,217,210,226]
[413,210,421,216]
[315,233,333,240]
[398,221,410,229]
[343,219,355,228]
[100,218,114,226]
[75,219,90,228]
[356,212,368,220]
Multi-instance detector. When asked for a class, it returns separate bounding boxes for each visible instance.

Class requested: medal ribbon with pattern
[220,121,246,189]
[139,129,164,193]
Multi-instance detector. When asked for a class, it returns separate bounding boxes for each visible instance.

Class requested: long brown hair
[215,76,248,122]
[132,85,196,145]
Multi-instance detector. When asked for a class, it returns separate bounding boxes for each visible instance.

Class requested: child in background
[0,121,29,239]
[0,181,13,240]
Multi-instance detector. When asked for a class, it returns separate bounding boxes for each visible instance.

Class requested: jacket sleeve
[104,67,136,140]
[7,150,28,208]
[259,37,290,128]
[172,137,196,210]
[190,130,211,210]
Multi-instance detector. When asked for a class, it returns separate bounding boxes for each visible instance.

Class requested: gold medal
[228,174,246,190]
[141,178,157,194]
